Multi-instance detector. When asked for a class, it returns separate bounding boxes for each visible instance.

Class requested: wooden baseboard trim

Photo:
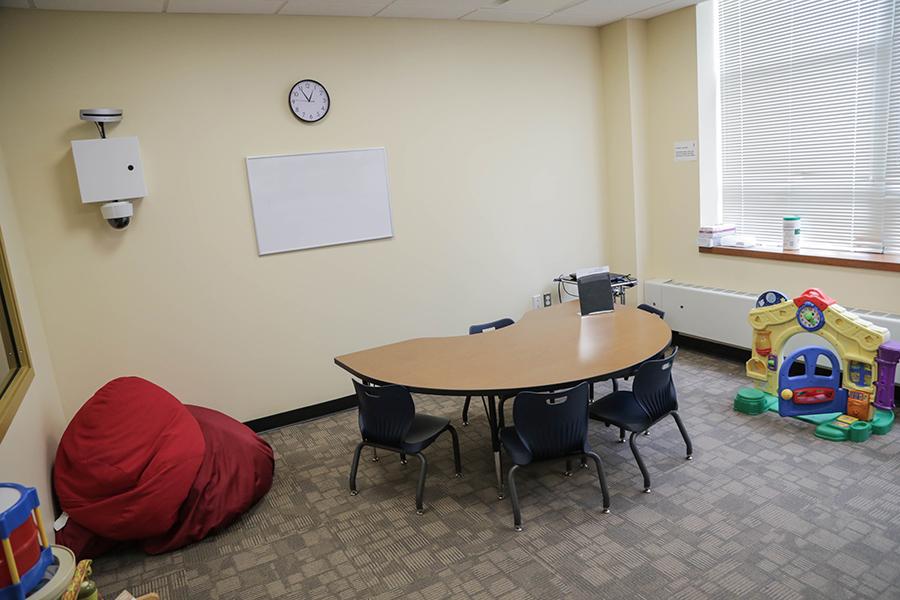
[244,394,357,433]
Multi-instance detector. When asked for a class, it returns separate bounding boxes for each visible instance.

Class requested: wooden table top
[334,302,672,395]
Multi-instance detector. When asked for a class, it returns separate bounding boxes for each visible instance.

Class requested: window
[716,0,899,254]
[0,226,33,441]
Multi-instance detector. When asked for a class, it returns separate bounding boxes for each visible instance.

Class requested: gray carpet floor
[92,349,900,599]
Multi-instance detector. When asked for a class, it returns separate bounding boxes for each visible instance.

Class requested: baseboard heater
[644,278,900,385]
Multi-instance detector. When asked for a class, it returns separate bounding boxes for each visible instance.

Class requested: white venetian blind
[718,0,899,253]
[886,6,900,254]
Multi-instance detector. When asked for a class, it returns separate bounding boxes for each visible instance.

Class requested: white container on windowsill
[783,216,801,250]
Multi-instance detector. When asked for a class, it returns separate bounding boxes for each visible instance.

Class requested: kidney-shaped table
[334,301,672,497]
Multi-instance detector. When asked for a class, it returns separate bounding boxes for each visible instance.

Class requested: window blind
[717,0,899,254]
[886,7,900,254]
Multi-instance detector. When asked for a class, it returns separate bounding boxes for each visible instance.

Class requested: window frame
[695,0,900,270]
[0,225,33,442]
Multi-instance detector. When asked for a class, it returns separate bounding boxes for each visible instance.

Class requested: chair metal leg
[414,452,428,514]
[585,451,610,512]
[400,452,407,465]
[462,396,471,425]
[612,378,619,392]
[618,428,626,443]
[486,395,504,499]
[671,411,693,460]
[507,464,523,531]
[349,442,366,495]
[371,447,379,462]
[565,458,573,476]
[447,424,462,476]
[589,384,594,400]
[581,455,588,469]
[629,432,652,493]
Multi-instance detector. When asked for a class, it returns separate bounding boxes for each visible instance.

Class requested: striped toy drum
[0,483,52,600]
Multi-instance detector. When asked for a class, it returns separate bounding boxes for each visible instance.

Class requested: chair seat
[402,414,450,453]
[589,390,653,433]
[499,427,532,466]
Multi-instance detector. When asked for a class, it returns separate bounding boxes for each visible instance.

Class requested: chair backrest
[512,382,590,460]
[637,303,665,319]
[632,347,679,421]
[352,380,415,446]
[469,318,515,335]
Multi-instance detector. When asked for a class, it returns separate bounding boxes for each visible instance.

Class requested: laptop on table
[577,272,615,316]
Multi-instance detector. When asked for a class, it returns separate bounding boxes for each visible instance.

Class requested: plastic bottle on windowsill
[783,216,801,251]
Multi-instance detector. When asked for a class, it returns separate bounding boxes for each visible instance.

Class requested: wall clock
[289,79,330,123]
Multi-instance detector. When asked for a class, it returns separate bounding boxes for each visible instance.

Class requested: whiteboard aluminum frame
[245,147,394,256]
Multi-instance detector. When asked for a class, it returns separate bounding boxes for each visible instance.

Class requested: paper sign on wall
[674,140,697,161]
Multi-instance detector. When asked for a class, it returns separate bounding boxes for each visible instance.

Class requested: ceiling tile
[279,0,391,17]
[497,0,579,12]
[377,0,485,20]
[168,0,284,14]
[0,0,31,8]
[33,0,163,11]
[627,0,699,19]
[462,8,546,23]
[539,0,659,26]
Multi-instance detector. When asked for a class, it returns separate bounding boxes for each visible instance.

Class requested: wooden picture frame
[0,226,33,441]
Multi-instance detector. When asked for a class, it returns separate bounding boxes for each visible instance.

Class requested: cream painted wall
[0,10,607,420]
[625,20,648,304]
[0,143,66,523]
[599,21,638,284]
[643,6,899,314]
[599,19,650,304]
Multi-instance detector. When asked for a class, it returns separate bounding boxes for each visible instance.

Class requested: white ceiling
[0,0,702,26]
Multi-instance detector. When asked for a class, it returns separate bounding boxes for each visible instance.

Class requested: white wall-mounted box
[71,137,147,204]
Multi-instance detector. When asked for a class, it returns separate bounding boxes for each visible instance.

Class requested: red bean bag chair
[54,377,274,557]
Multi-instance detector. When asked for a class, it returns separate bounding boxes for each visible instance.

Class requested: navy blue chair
[605,303,667,435]
[589,347,692,493]
[461,317,515,426]
[349,381,462,514]
[636,303,665,319]
[499,382,610,531]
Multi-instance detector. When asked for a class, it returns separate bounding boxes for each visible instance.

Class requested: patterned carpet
[92,349,900,599]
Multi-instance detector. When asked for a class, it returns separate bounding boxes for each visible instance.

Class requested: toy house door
[778,346,848,417]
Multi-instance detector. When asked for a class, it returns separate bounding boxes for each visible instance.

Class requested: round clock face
[289,79,330,123]
[796,301,825,332]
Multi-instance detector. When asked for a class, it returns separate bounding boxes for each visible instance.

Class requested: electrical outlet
[532,295,542,309]
[543,293,552,307]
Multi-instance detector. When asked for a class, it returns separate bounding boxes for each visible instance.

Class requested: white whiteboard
[246,147,393,256]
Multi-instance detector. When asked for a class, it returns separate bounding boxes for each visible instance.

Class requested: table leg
[486,395,505,499]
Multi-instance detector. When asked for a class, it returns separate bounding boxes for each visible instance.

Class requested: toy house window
[0,226,33,442]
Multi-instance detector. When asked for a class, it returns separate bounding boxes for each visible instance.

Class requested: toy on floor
[114,592,159,600]
[735,288,898,441]
[61,559,94,600]
[0,483,52,600]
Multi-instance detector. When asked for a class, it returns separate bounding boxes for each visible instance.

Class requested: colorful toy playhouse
[735,288,899,442]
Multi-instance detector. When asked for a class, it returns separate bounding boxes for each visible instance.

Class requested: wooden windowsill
[699,245,900,273]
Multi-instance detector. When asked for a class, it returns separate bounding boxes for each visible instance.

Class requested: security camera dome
[100,201,133,230]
